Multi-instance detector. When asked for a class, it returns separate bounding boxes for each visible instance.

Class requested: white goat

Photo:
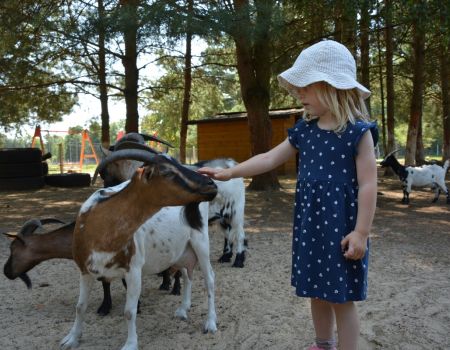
[380,150,450,204]
[61,151,218,350]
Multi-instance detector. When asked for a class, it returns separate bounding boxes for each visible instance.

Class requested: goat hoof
[120,341,138,350]
[175,308,188,320]
[218,253,233,263]
[203,320,217,334]
[159,282,171,291]
[170,287,181,295]
[60,332,80,349]
[232,252,246,268]
[96,305,111,316]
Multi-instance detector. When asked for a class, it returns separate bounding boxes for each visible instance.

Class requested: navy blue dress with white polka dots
[288,118,378,303]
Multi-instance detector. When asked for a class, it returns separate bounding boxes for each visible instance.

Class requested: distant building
[187,108,303,174]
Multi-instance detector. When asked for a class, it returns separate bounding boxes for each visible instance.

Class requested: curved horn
[92,149,157,184]
[39,218,66,225]
[139,133,174,148]
[384,149,399,158]
[19,219,43,236]
[114,141,160,154]
[119,132,145,144]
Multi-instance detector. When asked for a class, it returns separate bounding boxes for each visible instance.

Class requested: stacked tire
[0,148,45,191]
[44,173,91,188]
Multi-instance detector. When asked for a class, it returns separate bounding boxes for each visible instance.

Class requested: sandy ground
[0,171,449,350]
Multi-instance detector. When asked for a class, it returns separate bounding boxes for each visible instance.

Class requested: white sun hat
[278,40,371,100]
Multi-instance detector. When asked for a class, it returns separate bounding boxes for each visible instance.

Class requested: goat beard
[19,273,32,289]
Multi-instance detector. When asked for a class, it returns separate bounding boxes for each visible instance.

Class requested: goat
[60,150,218,350]
[186,159,247,267]
[3,218,141,316]
[380,150,450,204]
[3,218,73,289]
[100,139,248,268]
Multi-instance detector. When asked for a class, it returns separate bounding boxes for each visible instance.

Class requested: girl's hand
[340,231,368,260]
[197,167,232,181]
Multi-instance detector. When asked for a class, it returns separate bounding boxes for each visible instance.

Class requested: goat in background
[380,150,450,204]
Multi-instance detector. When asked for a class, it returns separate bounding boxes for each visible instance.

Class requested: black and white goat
[380,150,450,204]
[60,151,218,350]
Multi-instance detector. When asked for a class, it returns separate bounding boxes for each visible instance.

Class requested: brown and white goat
[99,138,247,268]
[2,218,134,316]
[60,151,217,350]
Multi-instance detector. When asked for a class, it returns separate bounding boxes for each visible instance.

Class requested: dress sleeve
[353,121,378,155]
[287,119,305,150]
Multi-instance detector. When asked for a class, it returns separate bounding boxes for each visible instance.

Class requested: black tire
[0,162,43,178]
[0,148,42,163]
[0,176,45,191]
[44,173,91,187]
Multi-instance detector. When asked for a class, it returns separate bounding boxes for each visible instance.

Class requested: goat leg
[158,269,171,291]
[97,281,113,316]
[171,270,182,295]
[61,274,94,350]
[218,238,233,263]
[121,278,141,314]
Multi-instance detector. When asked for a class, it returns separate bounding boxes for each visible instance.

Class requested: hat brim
[278,67,371,100]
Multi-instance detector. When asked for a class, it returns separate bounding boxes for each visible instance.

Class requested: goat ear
[2,232,22,243]
[142,163,160,181]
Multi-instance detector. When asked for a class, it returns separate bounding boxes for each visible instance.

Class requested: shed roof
[186,108,303,125]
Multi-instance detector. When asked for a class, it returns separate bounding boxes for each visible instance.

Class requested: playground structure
[31,125,99,173]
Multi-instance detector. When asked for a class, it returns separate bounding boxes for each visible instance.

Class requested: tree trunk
[308,0,324,40]
[375,4,386,159]
[359,0,371,116]
[98,0,110,148]
[405,18,425,166]
[415,115,425,165]
[333,0,357,54]
[383,0,396,176]
[439,8,450,161]
[179,0,193,164]
[385,0,395,156]
[233,0,279,190]
[120,0,139,133]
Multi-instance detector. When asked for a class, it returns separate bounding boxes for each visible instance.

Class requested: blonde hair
[302,82,370,133]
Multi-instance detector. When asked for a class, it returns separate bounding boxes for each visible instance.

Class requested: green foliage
[0,1,77,131]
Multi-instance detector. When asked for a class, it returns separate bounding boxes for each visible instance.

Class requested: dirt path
[0,172,449,349]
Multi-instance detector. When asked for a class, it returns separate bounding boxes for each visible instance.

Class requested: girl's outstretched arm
[198,138,297,181]
[341,131,377,260]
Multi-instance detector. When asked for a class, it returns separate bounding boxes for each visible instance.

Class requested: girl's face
[290,82,330,118]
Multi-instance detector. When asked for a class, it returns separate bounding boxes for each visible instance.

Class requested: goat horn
[385,149,399,158]
[39,218,66,225]
[92,149,157,184]
[19,219,43,236]
[139,133,174,148]
[118,132,145,144]
[114,141,160,154]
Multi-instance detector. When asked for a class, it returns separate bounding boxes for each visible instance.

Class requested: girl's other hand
[197,167,232,181]
[340,230,368,260]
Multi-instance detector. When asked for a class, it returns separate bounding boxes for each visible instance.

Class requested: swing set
[30,125,99,173]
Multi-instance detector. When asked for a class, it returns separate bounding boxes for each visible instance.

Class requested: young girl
[199,40,378,350]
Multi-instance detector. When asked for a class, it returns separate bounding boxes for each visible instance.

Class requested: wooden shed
[187,108,303,174]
